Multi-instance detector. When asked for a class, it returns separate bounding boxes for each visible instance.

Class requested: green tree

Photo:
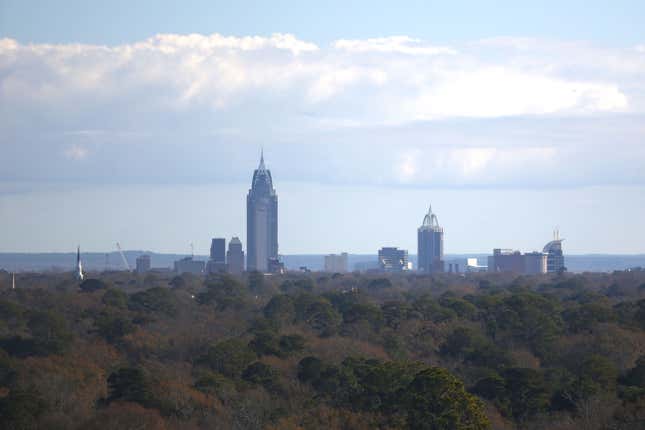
[107,367,155,408]
[502,368,549,422]
[95,312,134,343]
[0,388,48,430]
[304,301,342,336]
[405,367,491,430]
[623,355,645,388]
[27,310,73,355]
[297,356,323,383]
[205,338,256,378]
[263,295,296,325]
[242,362,281,393]
[128,287,177,317]
[102,288,128,309]
[79,278,109,292]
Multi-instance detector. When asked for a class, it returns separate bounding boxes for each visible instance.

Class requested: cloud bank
[1,33,644,188]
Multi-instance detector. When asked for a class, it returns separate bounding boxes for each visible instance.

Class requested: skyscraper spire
[76,246,84,281]
[258,148,265,171]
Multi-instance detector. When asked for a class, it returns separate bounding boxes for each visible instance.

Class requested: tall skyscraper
[227,237,245,274]
[417,205,445,273]
[210,238,226,263]
[543,230,565,273]
[246,151,278,272]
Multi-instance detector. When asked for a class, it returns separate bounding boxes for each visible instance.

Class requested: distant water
[0,252,643,273]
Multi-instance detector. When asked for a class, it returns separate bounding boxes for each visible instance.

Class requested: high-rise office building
[324,253,348,273]
[378,247,409,272]
[247,151,279,272]
[417,205,445,273]
[207,238,227,274]
[210,238,226,263]
[543,230,565,273]
[227,237,245,274]
[135,254,151,273]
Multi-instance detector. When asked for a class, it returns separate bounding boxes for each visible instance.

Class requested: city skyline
[1,2,645,255]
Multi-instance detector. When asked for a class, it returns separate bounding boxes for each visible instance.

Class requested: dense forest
[1,268,645,429]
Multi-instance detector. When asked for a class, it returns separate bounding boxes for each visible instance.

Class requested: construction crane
[116,242,131,271]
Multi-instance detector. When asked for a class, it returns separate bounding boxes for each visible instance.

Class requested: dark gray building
[247,151,278,272]
[210,238,226,263]
[417,205,445,273]
[378,247,409,272]
[227,236,245,274]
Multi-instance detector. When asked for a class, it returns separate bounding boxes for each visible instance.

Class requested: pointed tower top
[258,148,266,171]
[421,204,440,229]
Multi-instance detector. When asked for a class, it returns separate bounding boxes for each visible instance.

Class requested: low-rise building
[488,249,547,274]
[378,247,409,272]
[324,252,348,273]
[135,254,151,273]
[174,257,205,275]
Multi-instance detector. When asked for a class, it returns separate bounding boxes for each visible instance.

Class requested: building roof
[251,149,275,194]
[420,205,441,230]
[543,239,564,253]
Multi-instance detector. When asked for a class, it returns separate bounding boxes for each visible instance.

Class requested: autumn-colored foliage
[0,269,644,429]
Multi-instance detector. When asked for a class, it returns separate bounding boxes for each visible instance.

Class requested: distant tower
[135,255,151,274]
[210,238,226,263]
[207,238,227,274]
[417,205,445,273]
[246,150,278,272]
[227,237,245,274]
[12,273,16,290]
[75,246,85,281]
[543,229,565,273]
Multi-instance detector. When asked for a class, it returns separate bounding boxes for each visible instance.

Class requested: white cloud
[333,36,457,55]
[1,33,644,189]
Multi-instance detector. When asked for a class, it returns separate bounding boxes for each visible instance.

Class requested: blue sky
[2,1,644,46]
[1,1,645,254]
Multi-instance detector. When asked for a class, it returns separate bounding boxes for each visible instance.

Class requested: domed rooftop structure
[420,205,441,230]
[250,149,275,196]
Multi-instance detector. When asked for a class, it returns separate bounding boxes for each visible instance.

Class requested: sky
[1,1,645,255]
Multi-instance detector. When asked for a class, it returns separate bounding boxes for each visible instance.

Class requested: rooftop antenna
[116,242,131,271]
